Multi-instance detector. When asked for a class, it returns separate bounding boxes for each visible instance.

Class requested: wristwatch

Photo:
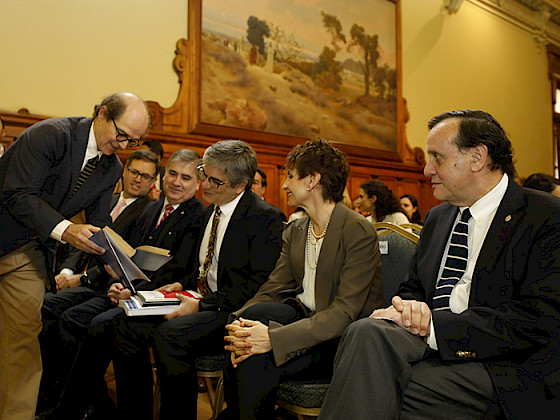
[80,272,92,287]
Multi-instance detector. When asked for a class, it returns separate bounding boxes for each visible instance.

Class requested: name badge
[379,240,388,255]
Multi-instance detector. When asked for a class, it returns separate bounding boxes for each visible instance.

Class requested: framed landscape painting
[186,0,403,160]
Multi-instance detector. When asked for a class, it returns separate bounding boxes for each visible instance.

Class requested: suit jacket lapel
[290,217,307,290]
[314,203,345,312]
[470,179,525,304]
[218,192,253,280]
[425,203,458,295]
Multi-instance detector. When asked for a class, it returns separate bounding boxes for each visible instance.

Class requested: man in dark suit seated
[111,140,285,420]
[38,148,159,412]
[319,110,560,419]
[0,92,149,419]
[42,149,206,419]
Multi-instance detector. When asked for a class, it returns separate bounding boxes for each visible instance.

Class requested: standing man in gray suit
[0,92,149,419]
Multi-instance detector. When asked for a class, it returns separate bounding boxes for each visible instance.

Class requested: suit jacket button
[149,236,153,240]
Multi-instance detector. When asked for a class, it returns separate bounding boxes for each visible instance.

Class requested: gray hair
[167,149,201,168]
[203,140,257,189]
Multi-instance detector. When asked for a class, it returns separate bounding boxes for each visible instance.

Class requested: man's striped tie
[432,208,471,311]
[68,155,99,200]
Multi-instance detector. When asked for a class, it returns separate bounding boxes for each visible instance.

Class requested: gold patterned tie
[197,207,221,296]
[68,155,99,200]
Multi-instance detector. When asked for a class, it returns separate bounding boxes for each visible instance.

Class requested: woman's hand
[224,318,272,367]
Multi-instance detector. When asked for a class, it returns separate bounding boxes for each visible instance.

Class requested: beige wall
[402,1,553,178]
[0,0,553,177]
[0,0,187,115]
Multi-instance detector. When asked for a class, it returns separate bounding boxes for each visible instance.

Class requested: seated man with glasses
[111,140,285,420]
[38,149,207,419]
[0,92,150,419]
[38,148,160,416]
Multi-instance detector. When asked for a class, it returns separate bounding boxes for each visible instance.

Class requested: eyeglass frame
[126,167,156,182]
[197,163,229,189]
[110,116,141,148]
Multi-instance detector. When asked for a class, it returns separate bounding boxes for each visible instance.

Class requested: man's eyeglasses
[111,117,141,148]
[197,164,228,189]
[127,167,155,182]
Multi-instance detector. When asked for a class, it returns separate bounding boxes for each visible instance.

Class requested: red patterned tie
[197,207,221,296]
[156,204,174,228]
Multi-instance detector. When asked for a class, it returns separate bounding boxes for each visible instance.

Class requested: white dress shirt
[428,173,509,349]
[198,191,245,293]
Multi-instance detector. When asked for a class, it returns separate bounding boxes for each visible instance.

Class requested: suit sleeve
[1,122,70,241]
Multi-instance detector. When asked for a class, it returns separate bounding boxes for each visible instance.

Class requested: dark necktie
[69,155,99,199]
[156,204,174,228]
[197,207,221,296]
[432,208,471,311]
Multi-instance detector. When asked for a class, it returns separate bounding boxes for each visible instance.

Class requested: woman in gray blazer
[221,138,383,419]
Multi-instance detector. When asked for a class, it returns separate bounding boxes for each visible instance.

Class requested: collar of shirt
[459,172,509,228]
[215,190,245,219]
[119,191,138,206]
[83,123,103,171]
[163,198,180,212]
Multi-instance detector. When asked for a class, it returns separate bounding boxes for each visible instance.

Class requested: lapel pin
[181,211,184,215]
[505,215,511,222]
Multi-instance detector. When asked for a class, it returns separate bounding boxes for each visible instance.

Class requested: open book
[89,227,172,294]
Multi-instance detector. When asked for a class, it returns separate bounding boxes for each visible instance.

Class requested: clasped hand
[224,318,271,367]
[370,296,431,337]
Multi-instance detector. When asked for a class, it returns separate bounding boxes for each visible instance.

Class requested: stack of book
[119,290,203,316]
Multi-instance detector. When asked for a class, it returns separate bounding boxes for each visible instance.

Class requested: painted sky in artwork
[202,0,396,66]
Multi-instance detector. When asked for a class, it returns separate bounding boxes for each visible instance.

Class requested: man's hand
[164,294,199,320]
[55,273,81,290]
[224,318,272,367]
[156,282,183,293]
[61,224,104,255]
[392,296,431,336]
[370,296,431,337]
[148,188,162,202]
[107,282,131,304]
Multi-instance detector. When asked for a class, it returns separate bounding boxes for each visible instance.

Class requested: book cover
[136,290,203,306]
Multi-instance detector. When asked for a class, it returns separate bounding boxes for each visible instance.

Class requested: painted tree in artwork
[349,24,380,97]
[247,16,270,56]
[313,11,347,90]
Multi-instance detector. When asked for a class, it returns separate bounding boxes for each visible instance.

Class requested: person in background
[220,139,383,419]
[522,172,560,198]
[141,139,165,201]
[357,180,409,225]
[251,167,267,199]
[0,115,6,157]
[400,193,422,224]
[319,109,560,419]
[0,92,149,419]
[252,167,287,222]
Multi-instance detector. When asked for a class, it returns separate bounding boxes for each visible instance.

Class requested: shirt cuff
[51,220,73,243]
[59,268,75,276]
[426,318,438,350]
